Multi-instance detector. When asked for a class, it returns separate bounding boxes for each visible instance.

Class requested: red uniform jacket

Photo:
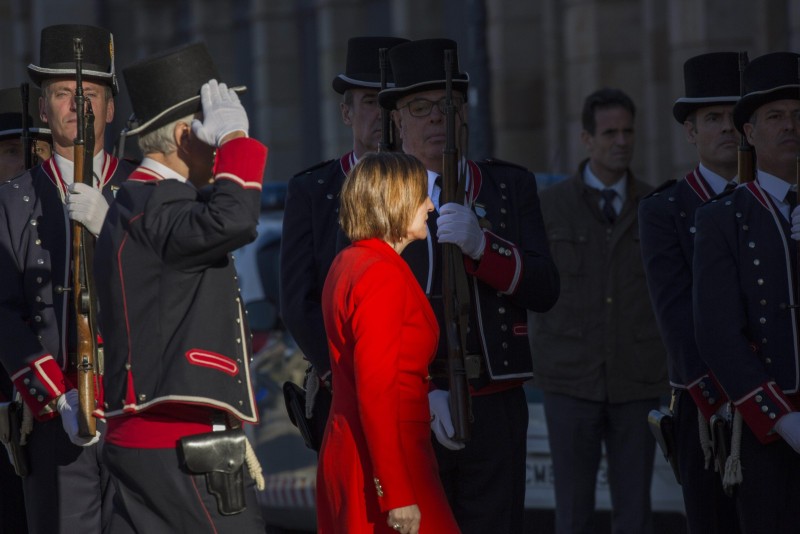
[317,238,459,533]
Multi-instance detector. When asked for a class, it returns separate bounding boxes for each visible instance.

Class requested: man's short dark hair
[581,88,636,135]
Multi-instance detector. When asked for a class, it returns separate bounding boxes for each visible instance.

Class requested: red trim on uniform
[465,231,520,293]
[734,380,793,443]
[124,369,137,413]
[105,404,215,448]
[467,160,482,203]
[687,374,729,422]
[684,168,714,202]
[12,355,68,420]
[745,181,771,210]
[339,151,355,175]
[185,349,239,376]
[212,137,267,190]
[128,167,164,183]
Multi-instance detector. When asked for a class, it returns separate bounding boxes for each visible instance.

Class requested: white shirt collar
[583,163,627,204]
[756,169,793,207]
[428,161,471,211]
[698,163,735,195]
[140,157,187,182]
[54,150,106,186]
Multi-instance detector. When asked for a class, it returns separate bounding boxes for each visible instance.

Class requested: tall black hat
[377,39,470,110]
[331,36,410,94]
[733,51,800,134]
[0,86,51,141]
[672,52,741,124]
[27,24,118,95]
[122,42,245,137]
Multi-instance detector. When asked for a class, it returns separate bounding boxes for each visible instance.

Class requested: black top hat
[378,39,470,110]
[122,42,245,137]
[0,86,51,141]
[27,24,118,95]
[331,36,410,94]
[733,51,800,133]
[672,52,741,124]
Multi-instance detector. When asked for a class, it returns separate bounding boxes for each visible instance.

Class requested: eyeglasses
[400,96,465,117]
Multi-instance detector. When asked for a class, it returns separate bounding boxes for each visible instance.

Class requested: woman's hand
[387,504,421,534]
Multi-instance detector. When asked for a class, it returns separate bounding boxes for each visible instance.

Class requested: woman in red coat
[317,152,460,534]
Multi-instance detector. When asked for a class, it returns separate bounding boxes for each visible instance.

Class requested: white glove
[191,79,249,147]
[56,389,100,447]
[437,202,486,260]
[791,206,800,240]
[775,412,800,454]
[67,182,109,237]
[428,390,465,451]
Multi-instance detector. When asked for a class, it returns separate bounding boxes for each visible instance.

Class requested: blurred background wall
[1,0,798,189]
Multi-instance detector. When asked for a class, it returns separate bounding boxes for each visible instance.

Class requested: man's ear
[743,123,755,146]
[39,96,48,124]
[105,98,115,124]
[340,102,352,126]
[579,129,592,151]
[174,121,190,151]
[391,109,402,133]
[683,120,697,144]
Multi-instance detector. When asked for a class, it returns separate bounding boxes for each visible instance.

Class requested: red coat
[317,238,460,533]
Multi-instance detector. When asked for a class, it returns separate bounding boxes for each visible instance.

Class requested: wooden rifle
[20,83,33,170]
[71,37,99,438]
[440,49,473,443]
[738,51,755,183]
[378,47,393,152]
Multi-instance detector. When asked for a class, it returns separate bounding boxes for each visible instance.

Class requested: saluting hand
[191,79,249,147]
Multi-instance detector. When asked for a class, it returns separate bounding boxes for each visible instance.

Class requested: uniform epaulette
[479,158,529,173]
[293,158,336,177]
[643,178,677,199]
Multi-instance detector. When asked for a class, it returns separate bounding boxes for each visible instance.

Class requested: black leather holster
[0,400,28,477]
[179,428,247,515]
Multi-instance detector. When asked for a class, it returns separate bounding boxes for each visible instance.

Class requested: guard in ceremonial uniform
[280,36,408,385]
[379,38,560,534]
[0,83,51,534]
[693,51,800,532]
[639,52,741,533]
[0,25,133,534]
[0,85,52,183]
[94,43,267,532]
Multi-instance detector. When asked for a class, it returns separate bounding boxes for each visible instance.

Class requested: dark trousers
[22,417,112,534]
[434,386,528,534]
[672,389,740,534]
[103,442,265,533]
[735,421,800,533]
[0,453,28,534]
[543,392,658,534]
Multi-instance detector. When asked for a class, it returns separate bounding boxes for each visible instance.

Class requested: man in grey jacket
[528,87,668,534]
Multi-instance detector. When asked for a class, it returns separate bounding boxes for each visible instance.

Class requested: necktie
[786,190,797,211]
[724,181,737,192]
[601,188,617,224]
[433,175,443,208]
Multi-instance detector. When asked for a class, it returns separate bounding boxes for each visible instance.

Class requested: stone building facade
[0,0,798,187]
